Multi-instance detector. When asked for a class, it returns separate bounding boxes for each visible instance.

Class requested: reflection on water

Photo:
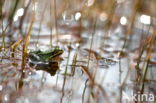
[0,0,156,103]
[0,24,155,102]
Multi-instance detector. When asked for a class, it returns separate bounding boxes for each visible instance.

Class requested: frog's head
[50,48,64,58]
[54,48,64,55]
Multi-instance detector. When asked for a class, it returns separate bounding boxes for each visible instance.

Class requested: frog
[29,47,64,62]
[28,47,64,76]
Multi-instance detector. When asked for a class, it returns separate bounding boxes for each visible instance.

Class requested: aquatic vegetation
[0,0,156,103]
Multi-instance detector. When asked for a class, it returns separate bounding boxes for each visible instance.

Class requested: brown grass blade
[21,8,35,69]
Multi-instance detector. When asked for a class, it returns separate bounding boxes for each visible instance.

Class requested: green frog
[28,47,64,76]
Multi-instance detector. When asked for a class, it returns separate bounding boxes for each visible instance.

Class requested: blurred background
[0,0,156,103]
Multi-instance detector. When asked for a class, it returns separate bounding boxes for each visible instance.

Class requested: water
[0,0,156,103]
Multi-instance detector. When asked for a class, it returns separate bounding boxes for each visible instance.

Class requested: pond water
[0,0,156,103]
